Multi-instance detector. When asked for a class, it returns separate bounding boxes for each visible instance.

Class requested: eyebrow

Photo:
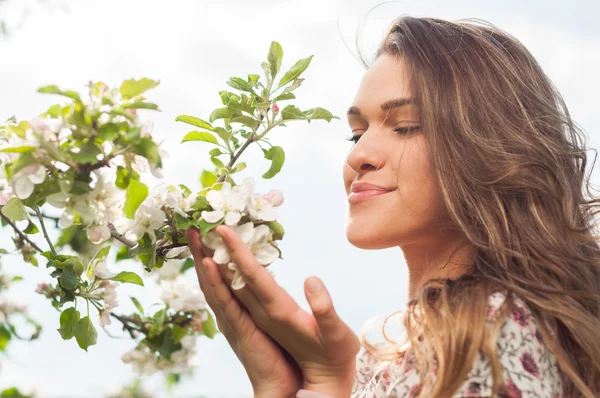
[347,97,417,116]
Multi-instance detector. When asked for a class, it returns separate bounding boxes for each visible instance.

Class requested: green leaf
[23,220,39,234]
[123,178,148,219]
[130,233,156,272]
[119,78,160,100]
[73,316,97,351]
[158,327,182,359]
[227,77,253,93]
[115,165,132,189]
[97,123,120,141]
[0,325,11,351]
[70,141,102,164]
[122,102,160,111]
[58,265,79,290]
[5,152,36,180]
[153,309,166,328]
[1,387,31,398]
[172,324,187,344]
[230,115,260,129]
[110,271,144,286]
[46,104,62,118]
[200,170,217,189]
[0,146,37,153]
[6,121,29,139]
[277,55,313,89]
[304,107,338,123]
[181,258,195,273]
[274,92,296,102]
[201,310,218,338]
[248,74,260,85]
[268,41,284,79]
[209,148,222,157]
[280,105,306,121]
[213,127,232,142]
[1,198,29,221]
[175,115,213,131]
[210,157,225,169]
[38,85,81,101]
[57,307,80,340]
[181,131,219,145]
[209,107,235,123]
[198,218,223,236]
[261,61,272,83]
[282,78,304,94]
[130,296,144,315]
[262,146,285,179]
[132,137,162,168]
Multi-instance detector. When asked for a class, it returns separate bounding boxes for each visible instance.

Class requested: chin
[345,227,392,250]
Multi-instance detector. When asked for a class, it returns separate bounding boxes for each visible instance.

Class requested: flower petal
[59,210,75,228]
[201,210,224,224]
[236,222,255,244]
[252,224,272,245]
[224,210,241,226]
[258,207,279,222]
[13,176,34,199]
[213,245,230,264]
[205,190,223,209]
[28,165,46,184]
[201,230,223,250]
[231,270,247,290]
[254,244,279,265]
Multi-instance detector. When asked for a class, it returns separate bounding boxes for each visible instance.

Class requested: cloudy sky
[0,0,598,397]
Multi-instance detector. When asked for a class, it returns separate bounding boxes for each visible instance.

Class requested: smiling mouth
[348,189,395,204]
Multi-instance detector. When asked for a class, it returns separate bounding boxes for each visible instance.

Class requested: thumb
[304,276,346,344]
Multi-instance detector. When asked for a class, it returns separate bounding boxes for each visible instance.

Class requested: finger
[304,276,347,344]
[215,225,281,305]
[185,227,209,291]
[296,390,333,398]
[215,260,266,322]
[203,256,260,334]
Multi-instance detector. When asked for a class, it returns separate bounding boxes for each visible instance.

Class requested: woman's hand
[205,224,361,398]
[185,227,303,398]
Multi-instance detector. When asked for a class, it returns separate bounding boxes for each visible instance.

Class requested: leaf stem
[34,206,56,256]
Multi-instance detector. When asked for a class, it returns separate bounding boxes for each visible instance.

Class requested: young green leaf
[110,271,144,286]
[73,316,97,351]
[123,179,148,219]
[58,307,80,340]
[175,115,213,131]
[267,41,284,80]
[23,221,39,234]
[304,107,339,123]
[58,265,79,290]
[200,170,218,189]
[227,77,254,93]
[262,146,285,179]
[130,296,144,315]
[280,105,306,121]
[230,115,260,129]
[277,55,313,89]
[1,198,29,221]
[201,310,218,338]
[119,78,160,100]
[181,131,219,145]
[209,108,235,123]
[38,85,81,101]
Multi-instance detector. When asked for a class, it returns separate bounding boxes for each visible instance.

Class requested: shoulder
[455,291,564,397]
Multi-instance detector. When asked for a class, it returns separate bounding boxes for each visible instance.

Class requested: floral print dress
[352,292,565,397]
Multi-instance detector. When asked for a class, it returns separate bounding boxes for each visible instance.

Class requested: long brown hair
[357,16,600,397]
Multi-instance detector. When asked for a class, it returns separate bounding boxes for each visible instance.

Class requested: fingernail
[306,277,322,294]
[215,226,225,236]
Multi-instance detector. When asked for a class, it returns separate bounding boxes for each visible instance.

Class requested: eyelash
[345,126,421,144]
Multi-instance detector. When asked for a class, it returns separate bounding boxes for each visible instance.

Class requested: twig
[34,206,56,256]
[29,211,60,227]
[107,223,138,248]
[0,209,44,253]
[110,312,146,338]
[156,242,188,257]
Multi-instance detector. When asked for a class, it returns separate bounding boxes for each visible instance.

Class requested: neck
[401,232,474,299]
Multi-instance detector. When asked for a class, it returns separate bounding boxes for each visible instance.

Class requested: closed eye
[345,126,421,144]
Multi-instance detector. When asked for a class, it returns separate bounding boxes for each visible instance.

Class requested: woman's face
[343,53,446,250]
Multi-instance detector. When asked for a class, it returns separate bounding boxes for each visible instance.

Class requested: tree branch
[107,223,138,248]
[0,209,44,253]
[34,206,56,256]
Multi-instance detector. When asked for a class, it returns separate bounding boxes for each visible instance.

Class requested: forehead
[350,54,414,114]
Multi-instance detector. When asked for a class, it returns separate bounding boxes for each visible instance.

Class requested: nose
[345,131,386,174]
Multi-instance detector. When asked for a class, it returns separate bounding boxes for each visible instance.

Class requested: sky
[0,0,598,397]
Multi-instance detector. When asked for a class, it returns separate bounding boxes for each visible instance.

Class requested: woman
[185,15,600,398]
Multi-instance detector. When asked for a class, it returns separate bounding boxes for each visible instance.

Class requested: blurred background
[0,0,598,396]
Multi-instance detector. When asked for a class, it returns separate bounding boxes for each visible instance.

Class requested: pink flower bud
[35,283,49,294]
[272,104,279,113]
[100,280,111,288]
[265,189,284,207]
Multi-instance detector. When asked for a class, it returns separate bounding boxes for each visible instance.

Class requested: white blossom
[11,164,47,199]
[93,261,118,279]
[200,181,250,226]
[202,222,279,290]
[159,275,206,312]
[128,203,166,243]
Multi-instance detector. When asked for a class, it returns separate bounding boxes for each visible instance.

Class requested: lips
[348,181,395,204]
